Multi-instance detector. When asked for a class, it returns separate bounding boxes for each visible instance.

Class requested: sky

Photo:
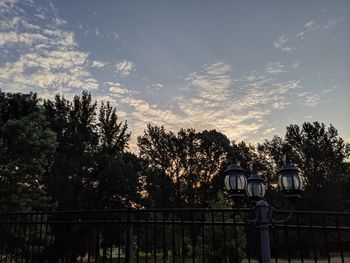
[1,0,349,150]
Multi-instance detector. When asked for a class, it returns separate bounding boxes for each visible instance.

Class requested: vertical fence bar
[20,214,25,262]
[181,212,185,263]
[163,213,167,263]
[102,211,107,263]
[171,212,175,263]
[309,214,318,263]
[296,214,304,263]
[136,212,140,263]
[335,216,344,263]
[233,213,239,263]
[126,210,133,263]
[145,211,148,263]
[245,217,252,263]
[87,219,92,263]
[284,219,291,263]
[26,212,33,262]
[154,211,157,263]
[201,211,205,263]
[191,212,195,263]
[211,210,216,263]
[109,211,114,263]
[38,213,44,261]
[9,214,14,263]
[222,211,227,263]
[271,223,278,263]
[118,212,121,263]
[322,214,331,263]
[13,213,20,262]
[95,215,100,263]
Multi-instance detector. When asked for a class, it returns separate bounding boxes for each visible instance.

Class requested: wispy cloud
[107,81,136,96]
[265,62,286,75]
[0,0,99,96]
[175,61,301,141]
[323,18,338,30]
[296,20,319,39]
[115,60,135,77]
[297,92,320,107]
[91,60,107,68]
[263,127,276,135]
[273,35,293,52]
[147,83,164,91]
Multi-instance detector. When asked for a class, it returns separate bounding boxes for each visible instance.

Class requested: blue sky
[1,0,349,150]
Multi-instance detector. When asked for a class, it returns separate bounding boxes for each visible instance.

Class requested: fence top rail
[0,208,349,216]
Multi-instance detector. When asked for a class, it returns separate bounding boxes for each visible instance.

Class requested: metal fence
[0,209,349,263]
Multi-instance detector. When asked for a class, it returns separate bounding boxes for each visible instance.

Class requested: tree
[138,125,232,208]
[196,130,231,206]
[43,92,98,210]
[284,122,350,210]
[138,125,179,208]
[0,91,56,211]
[89,103,141,209]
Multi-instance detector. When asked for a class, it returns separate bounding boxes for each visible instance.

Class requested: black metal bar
[102,211,107,263]
[201,211,205,263]
[211,210,216,263]
[296,214,304,263]
[118,213,121,263]
[95,219,100,263]
[126,210,133,263]
[153,211,157,263]
[13,214,21,262]
[322,214,331,263]
[87,220,92,263]
[1,208,349,216]
[222,211,227,263]
[109,211,114,263]
[309,214,318,263]
[145,211,148,263]
[171,212,175,263]
[245,218,252,263]
[163,213,167,263]
[181,212,185,263]
[26,212,33,262]
[136,212,140,263]
[335,216,344,263]
[9,215,14,263]
[191,212,195,263]
[233,212,239,263]
[284,219,291,263]
[271,223,278,263]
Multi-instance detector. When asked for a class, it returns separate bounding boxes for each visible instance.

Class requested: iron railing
[0,209,349,263]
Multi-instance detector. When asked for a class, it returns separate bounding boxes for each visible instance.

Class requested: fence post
[125,210,133,263]
[256,200,271,263]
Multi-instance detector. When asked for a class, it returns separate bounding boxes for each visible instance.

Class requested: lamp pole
[256,199,271,263]
[224,160,303,263]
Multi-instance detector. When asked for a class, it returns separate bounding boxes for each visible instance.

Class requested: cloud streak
[115,60,135,77]
[174,61,301,140]
[273,35,293,52]
[0,0,99,96]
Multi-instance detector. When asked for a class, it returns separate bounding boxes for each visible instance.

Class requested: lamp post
[224,160,303,263]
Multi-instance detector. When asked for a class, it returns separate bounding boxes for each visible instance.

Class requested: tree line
[0,90,349,212]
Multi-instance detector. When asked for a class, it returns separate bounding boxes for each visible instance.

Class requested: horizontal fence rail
[0,209,349,263]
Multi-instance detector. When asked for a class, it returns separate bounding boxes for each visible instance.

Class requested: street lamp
[246,172,266,201]
[224,160,302,263]
[278,160,303,198]
[224,162,247,198]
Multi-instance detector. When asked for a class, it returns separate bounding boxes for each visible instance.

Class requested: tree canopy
[0,90,349,212]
